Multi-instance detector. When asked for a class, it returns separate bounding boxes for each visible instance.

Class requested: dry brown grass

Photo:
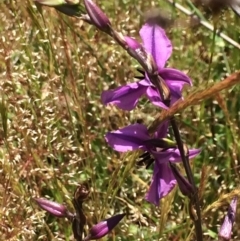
[0,0,240,240]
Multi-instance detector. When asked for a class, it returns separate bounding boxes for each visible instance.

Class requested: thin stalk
[170,118,203,241]
[157,72,203,241]
[170,119,194,184]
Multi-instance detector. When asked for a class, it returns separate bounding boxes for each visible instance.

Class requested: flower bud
[34,0,78,6]
[169,163,194,197]
[35,198,73,218]
[123,36,153,74]
[83,213,125,240]
[124,36,142,51]
[219,197,238,240]
[83,0,111,33]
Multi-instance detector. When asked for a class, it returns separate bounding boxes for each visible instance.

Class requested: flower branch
[170,117,203,241]
[32,0,240,240]
[81,0,204,240]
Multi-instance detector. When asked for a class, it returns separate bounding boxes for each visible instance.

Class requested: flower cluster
[105,122,200,205]
[97,8,200,205]
[102,23,192,110]
[33,0,239,240]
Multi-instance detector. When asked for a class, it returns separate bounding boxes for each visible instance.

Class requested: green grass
[0,0,240,240]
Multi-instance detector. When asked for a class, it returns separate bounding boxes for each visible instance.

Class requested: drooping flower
[105,122,200,205]
[219,197,238,240]
[83,213,125,241]
[35,198,74,218]
[169,162,194,197]
[102,23,192,110]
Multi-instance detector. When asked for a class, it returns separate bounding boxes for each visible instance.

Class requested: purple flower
[219,197,238,240]
[105,122,200,205]
[35,198,74,218]
[83,213,125,240]
[83,0,111,33]
[102,24,192,110]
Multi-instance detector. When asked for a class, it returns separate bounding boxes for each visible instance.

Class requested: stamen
[137,151,155,168]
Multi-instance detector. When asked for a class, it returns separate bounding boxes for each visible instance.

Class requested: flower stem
[170,117,203,241]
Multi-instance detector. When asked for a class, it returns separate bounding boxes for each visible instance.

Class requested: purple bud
[169,163,194,197]
[123,36,153,73]
[83,0,111,33]
[124,36,142,50]
[83,213,125,241]
[219,197,238,240]
[35,198,73,218]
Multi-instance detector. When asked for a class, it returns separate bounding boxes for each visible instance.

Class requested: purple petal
[145,163,176,205]
[139,23,172,70]
[150,150,175,163]
[171,148,201,162]
[138,78,151,86]
[151,148,200,163]
[170,163,194,197]
[154,120,170,139]
[124,36,142,50]
[159,68,192,105]
[101,82,147,111]
[160,68,192,86]
[35,198,73,218]
[168,85,184,106]
[105,124,150,152]
[138,78,169,108]
[145,86,169,109]
[219,197,238,240]
[84,213,125,241]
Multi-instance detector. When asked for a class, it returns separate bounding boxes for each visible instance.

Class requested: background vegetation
[0,0,240,240]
